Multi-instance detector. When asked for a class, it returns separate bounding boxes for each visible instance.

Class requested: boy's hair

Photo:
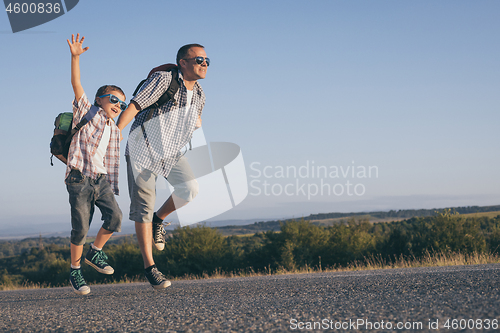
[176,44,205,66]
[94,85,126,106]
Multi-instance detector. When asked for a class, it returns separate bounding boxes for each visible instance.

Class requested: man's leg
[135,221,155,268]
[126,156,170,289]
[136,221,170,289]
[156,155,198,220]
[126,156,157,265]
[152,156,198,251]
[156,193,187,220]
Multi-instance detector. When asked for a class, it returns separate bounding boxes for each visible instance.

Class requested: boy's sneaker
[84,245,114,274]
[145,266,171,290]
[70,268,90,295]
[153,222,168,251]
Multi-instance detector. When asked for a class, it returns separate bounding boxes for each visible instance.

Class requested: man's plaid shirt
[126,69,205,178]
[65,93,120,195]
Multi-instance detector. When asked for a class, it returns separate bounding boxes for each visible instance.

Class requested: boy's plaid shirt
[65,93,120,195]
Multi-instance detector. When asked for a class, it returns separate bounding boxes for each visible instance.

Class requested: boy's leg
[93,174,122,241]
[71,244,84,267]
[66,169,92,295]
[94,227,113,249]
[67,169,94,248]
[69,243,90,295]
[84,226,115,274]
[87,174,122,274]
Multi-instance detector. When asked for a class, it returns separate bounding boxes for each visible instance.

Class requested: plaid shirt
[126,69,205,178]
[66,93,120,195]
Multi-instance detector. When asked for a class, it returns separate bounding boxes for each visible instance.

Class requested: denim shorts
[126,155,199,223]
[66,169,122,245]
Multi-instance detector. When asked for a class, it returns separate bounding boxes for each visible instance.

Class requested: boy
[66,33,125,295]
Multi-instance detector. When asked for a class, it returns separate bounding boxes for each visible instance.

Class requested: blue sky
[0,1,499,234]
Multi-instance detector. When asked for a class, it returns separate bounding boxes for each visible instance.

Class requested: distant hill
[306,205,500,220]
[214,205,500,235]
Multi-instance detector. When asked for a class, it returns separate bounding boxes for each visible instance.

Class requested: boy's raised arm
[67,33,89,103]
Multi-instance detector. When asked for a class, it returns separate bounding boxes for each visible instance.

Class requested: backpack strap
[136,69,180,163]
[64,105,99,146]
[76,105,99,130]
[150,67,180,109]
[132,79,147,97]
[144,68,180,124]
[135,67,181,121]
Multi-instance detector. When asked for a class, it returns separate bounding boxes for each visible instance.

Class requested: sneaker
[145,267,171,290]
[84,245,114,274]
[70,268,90,295]
[153,221,170,251]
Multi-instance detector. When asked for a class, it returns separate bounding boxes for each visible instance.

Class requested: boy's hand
[68,33,87,102]
[67,33,89,57]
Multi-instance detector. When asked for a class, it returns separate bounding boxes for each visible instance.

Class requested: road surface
[1,264,499,332]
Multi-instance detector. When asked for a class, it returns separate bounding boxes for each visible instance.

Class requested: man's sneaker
[145,266,171,290]
[84,245,114,274]
[153,222,170,251]
[70,268,90,295]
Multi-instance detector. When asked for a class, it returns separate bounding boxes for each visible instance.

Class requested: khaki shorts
[126,155,199,223]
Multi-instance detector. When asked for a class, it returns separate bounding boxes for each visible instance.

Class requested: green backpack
[50,105,98,165]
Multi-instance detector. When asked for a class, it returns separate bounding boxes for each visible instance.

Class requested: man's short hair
[176,44,205,66]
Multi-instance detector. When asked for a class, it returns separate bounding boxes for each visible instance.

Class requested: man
[117,44,208,289]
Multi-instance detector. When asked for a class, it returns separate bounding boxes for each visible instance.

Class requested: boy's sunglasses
[183,56,210,66]
[98,94,127,111]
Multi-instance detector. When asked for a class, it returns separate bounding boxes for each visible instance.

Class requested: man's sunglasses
[183,56,210,66]
[98,94,127,111]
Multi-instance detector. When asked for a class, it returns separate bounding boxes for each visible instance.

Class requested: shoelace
[153,222,170,242]
[71,270,86,288]
[92,250,109,266]
[150,268,166,284]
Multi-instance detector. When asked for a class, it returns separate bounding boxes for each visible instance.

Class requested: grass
[190,250,500,280]
[0,281,51,291]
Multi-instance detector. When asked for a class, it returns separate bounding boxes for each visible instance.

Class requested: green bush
[157,225,234,276]
[2,213,500,287]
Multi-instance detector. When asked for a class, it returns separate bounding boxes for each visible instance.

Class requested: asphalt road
[1,264,499,332]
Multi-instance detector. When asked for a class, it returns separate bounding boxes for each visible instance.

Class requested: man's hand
[195,115,202,129]
[67,33,89,57]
